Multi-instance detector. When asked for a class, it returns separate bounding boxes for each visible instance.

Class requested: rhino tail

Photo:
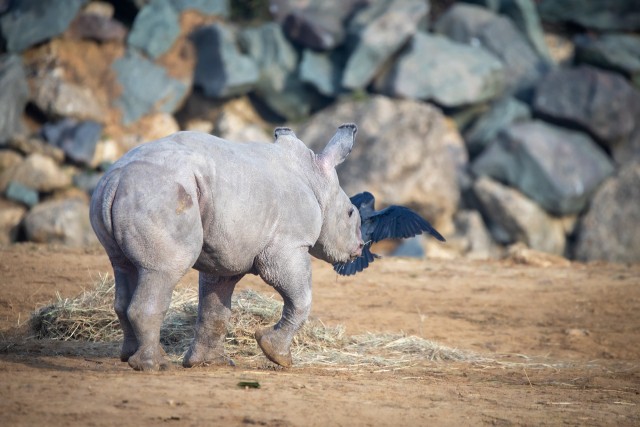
[90,170,122,240]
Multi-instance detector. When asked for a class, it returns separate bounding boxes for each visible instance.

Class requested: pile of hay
[31,274,481,367]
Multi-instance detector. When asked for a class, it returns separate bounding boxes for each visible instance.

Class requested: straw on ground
[30,274,486,368]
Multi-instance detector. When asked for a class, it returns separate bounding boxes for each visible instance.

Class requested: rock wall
[0,0,638,262]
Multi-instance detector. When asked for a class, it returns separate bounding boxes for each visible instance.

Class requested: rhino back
[101,132,322,274]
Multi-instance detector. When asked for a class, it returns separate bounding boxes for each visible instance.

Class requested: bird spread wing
[333,245,379,276]
[349,192,373,209]
[370,206,446,243]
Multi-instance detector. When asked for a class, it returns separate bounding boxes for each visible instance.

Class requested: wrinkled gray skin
[90,124,363,371]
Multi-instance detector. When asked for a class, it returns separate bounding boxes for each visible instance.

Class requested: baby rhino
[90,125,363,371]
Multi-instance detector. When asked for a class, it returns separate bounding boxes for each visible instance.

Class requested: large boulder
[30,73,107,123]
[297,95,463,234]
[574,33,640,89]
[0,153,71,193]
[240,23,315,121]
[66,4,128,43]
[277,0,364,50]
[299,49,345,98]
[4,180,38,207]
[341,0,428,90]
[7,135,65,164]
[128,0,181,59]
[0,55,29,145]
[537,0,640,32]
[436,209,498,260]
[498,0,552,62]
[573,161,640,263]
[113,49,191,124]
[191,24,259,98]
[0,0,88,53]
[473,176,566,255]
[463,96,530,157]
[213,97,271,143]
[42,119,103,167]
[0,149,22,174]
[435,3,549,98]
[0,198,26,245]
[24,198,98,246]
[533,66,640,151]
[375,32,505,107]
[170,0,229,16]
[472,120,615,215]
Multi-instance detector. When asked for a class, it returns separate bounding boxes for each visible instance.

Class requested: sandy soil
[0,244,639,426]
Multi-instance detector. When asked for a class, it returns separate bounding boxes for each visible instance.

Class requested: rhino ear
[317,123,357,171]
[273,127,296,141]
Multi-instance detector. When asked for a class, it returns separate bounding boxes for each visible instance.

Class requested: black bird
[334,192,446,276]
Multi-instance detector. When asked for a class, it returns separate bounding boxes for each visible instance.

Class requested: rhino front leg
[183,273,243,368]
[126,268,182,371]
[255,247,312,368]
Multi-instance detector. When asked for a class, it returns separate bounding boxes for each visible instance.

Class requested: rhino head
[306,123,363,264]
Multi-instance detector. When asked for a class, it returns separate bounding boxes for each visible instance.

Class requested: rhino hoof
[255,327,292,368]
[127,345,169,371]
[183,351,235,368]
[120,339,138,362]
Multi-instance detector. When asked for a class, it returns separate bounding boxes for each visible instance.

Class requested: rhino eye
[348,208,354,217]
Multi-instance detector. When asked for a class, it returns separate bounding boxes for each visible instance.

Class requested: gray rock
[452,209,497,260]
[391,235,425,258]
[499,0,552,62]
[240,23,313,121]
[538,0,640,32]
[191,24,259,98]
[342,0,429,90]
[473,176,566,255]
[573,161,640,262]
[299,49,345,97]
[170,0,229,16]
[31,73,106,122]
[128,0,180,59]
[375,32,505,107]
[0,149,23,174]
[280,0,365,50]
[435,3,549,98]
[613,125,640,166]
[0,153,71,193]
[464,96,530,157]
[0,198,26,244]
[4,181,38,207]
[0,55,29,145]
[472,120,615,215]
[24,198,98,246]
[298,95,462,234]
[210,97,270,143]
[0,0,88,53]
[113,49,191,124]
[575,33,640,88]
[42,119,103,166]
[460,0,501,11]
[6,135,65,164]
[533,65,640,148]
[73,171,104,196]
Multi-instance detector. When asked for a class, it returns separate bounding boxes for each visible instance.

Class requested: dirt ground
[0,244,638,426]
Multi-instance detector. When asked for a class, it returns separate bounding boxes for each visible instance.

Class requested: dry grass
[30,274,486,368]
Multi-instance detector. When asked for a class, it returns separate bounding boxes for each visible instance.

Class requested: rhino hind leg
[183,273,242,368]
[113,263,139,362]
[255,248,312,368]
[125,268,183,371]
